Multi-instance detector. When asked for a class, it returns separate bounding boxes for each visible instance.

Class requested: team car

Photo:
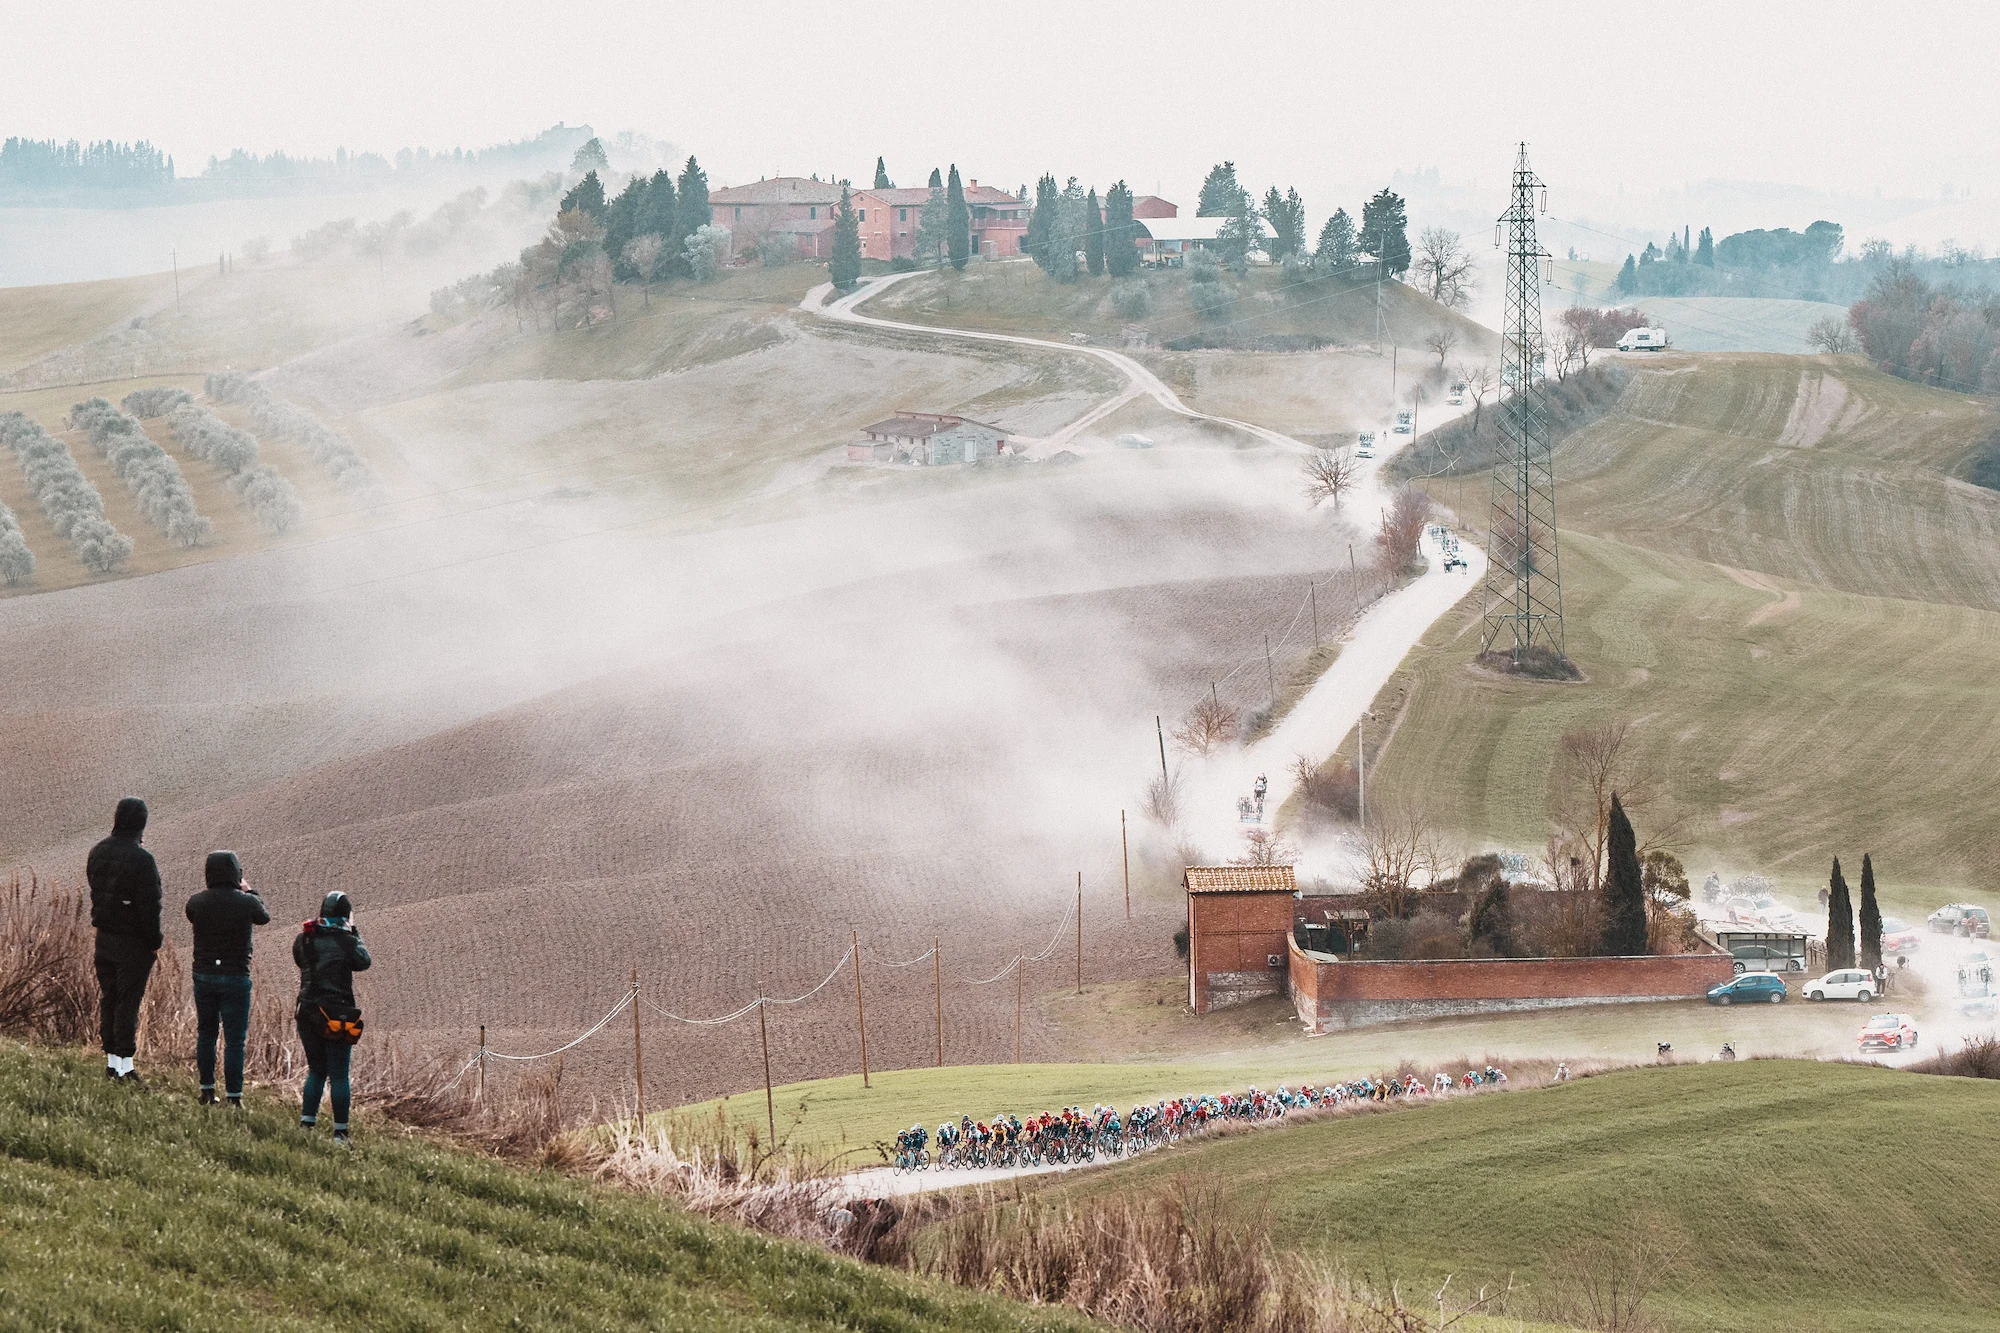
[1858,1013,1919,1051]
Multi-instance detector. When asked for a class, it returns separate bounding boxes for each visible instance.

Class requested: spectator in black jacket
[294,892,370,1143]
[86,798,162,1083]
[184,851,269,1106]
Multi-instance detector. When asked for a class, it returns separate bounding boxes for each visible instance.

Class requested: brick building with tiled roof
[1184,864,1298,1013]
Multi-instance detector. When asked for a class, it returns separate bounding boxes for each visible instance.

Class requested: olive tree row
[0,498,33,585]
[165,402,303,534]
[0,412,133,573]
[120,387,194,418]
[68,399,214,549]
[205,373,377,492]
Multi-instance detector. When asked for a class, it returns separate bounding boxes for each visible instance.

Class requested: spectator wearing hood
[85,798,162,1083]
[184,851,270,1106]
[293,892,370,1143]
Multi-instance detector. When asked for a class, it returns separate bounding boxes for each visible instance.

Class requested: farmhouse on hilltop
[854,180,1029,262]
[707,175,1031,263]
[850,411,1010,465]
[707,177,842,258]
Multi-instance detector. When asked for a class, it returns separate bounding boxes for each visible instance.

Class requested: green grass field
[1374,354,2000,899]
[995,1060,2000,1333]
[0,1043,1090,1332]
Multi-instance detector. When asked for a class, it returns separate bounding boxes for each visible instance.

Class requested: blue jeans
[193,973,252,1097]
[297,1013,353,1129]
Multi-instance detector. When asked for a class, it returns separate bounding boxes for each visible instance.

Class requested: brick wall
[1288,936,1735,1032]
[1189,890,1294,1013]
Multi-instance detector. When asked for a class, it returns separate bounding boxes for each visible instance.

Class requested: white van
[1616,327,1670,352]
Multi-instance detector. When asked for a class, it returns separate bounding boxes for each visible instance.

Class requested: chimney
[969,179,977,189]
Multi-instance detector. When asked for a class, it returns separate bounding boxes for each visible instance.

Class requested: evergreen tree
[1359,188,1411,277]
[675,155,711,235]
[1083,186,1104,276]
[560,170,608,222]
[1317,208,1358,270]
[1826,858,1857,969]
[873,157,892,190]
[830,187,861,289]
[1026,173,1059,273]
[1600,794,1649,955]
[915,168,949,267]
[1695,226,1715,266]
[1046,178,1086,281]
[1281,187,1307,265]
[604,174,648,278]
[1217,193,1260,276]
[946,165,971,271]
[1197,161,1242,217]
[1470,881,1515,957]
[1104,181,1139,277]
[640,169,676,239]
[1615,254,1639,293]
[1263,186,1288,263]
[1858,854,1883,972]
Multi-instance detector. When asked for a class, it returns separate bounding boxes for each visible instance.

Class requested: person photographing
[293,892,370,1144]
[184,851,269,1106]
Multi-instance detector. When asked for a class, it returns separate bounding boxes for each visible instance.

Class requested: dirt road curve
[801,272,1488,867]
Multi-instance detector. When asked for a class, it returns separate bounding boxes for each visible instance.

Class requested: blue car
[1708,973,1787,1006]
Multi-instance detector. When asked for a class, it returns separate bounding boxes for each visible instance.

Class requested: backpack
[301,926,365,1045]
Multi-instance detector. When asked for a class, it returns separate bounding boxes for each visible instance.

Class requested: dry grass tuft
[1908,1035,2000,1080]
[0,872,94,1044]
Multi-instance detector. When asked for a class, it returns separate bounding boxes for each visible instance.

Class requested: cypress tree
[1600,794,1649,955]
[1084,187,1104,276]
[639,168,676,243]
[1616,254,1639,293]
[604,174,648,279]
[1826,858,1857,969]
[1470,881,1514,957]
[1858,854,1883,972]
[559,170,607,222]
[675,156,711,232]
[1695,226,1715,266]
[1026,173,1059,273]
[1104,181,1139,277]
[873,157,891,189]
[830,187,861,290]
[1197,161,1241,217]
[946,165,970,271]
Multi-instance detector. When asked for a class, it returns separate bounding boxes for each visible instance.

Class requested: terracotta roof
[710,177,845,206]
[860,184,1026,208]
[859,411,962,440]
[1184,865,1298,894]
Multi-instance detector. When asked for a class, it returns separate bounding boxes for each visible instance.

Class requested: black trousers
[94,933,157,1059]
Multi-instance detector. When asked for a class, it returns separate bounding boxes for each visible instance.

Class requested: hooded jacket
[294,894,371,1018]
[184,851,270,977]
[86,798,162,949]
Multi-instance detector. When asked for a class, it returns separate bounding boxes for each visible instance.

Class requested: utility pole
[1156,715,1170,789]
[757,997,776,1149]
[1358,710,1373,831]
[1075,872,1083,995]
[477,1024,486,1101]
[1121,810,1131,920]
[933,936,943,1067]
[851,929,869,1089]
[171,248,180,310]
[629,967,645,1125]
[1014,956,1023,1063]
[1391,343,1399,407]
[1264,634,1276,708]
[1311,585,1320,648]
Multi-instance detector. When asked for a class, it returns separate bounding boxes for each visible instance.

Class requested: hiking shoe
[299,1118,316,1131]
[199,1089,217,1106]
[105,1065,122,1081]
[226,1095,243,1110]
[120,1071,144,1087]
[331,1129,350,1147]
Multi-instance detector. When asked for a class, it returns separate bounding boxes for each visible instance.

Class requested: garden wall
[1287,935,1734,1033]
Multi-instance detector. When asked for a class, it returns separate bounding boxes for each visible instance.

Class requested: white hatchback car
[1805,968,1879,1002]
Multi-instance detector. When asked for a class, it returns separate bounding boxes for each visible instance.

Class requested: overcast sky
[7,1,1997,216]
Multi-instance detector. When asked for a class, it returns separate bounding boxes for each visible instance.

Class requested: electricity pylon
[1481,143,1566,663]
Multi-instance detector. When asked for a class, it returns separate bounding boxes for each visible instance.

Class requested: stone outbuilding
[849,411,1009,464]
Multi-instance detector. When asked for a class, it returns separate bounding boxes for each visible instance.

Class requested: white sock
[117,1056,133,1076]
[107,1054,120,1072]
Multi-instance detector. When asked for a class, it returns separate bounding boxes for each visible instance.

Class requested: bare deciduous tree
[1805,314,1859,354]
[1172,695,1240,756]
[1457,362,1496,431]
[1412,226,1476,309]
[1375,485,1431,572]
[1549,719,1685,899]
[1554,308,1595,381]
[1142,766,1184,828]
[1424,328,1459,366]
[1360,805,1444,919]
[624,233,665,306]
[1232,827,1299,866]
[1300,445,1359,511]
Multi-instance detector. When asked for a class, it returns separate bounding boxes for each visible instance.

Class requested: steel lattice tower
[1481,144,1566,662]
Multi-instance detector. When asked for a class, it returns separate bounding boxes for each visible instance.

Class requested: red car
[1880,917,1922,956]
[1858,1013,1920,1051]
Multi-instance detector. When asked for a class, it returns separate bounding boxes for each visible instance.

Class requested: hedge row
[164,402,302,534]
[0,412,133,573]
[0,497,32,585]
[68,399,214,549]
[204,372,377,492]
[120,386,193,419]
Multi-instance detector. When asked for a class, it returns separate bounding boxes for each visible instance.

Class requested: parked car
[1730,944,1805,974]
[1928,904,1991,937]
[1616,326,1670,352]
[1858,1013,1919,1051]
[1356,431,1376,459]
[1880,917,1922,955]
[1709,973,1787,1005]
[1805,969,1878,1002]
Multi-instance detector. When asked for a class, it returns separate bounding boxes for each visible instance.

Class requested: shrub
[1390,361,1628,481]
[1909,1035,2000,1080]
[120,386,192,418]
[69,398,213,549]
[166,402,258,473]
[1109,280,1150,318]
[683,224,731,282]
[889,256,917,273]
[203,374,377,493]
[0,873,93,1044]
[1292,753,1358,822]
[0,411,133,572]
[0,500,33,585]
[229,464,304,535]
[755,232,796,267]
